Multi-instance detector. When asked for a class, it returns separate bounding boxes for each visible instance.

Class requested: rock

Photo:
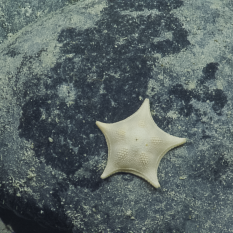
[0,218,12,233]
[0,0,232,232]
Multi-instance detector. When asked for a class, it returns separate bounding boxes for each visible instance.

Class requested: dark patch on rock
[152,15,190,56]
[121,173,134,182]
[150,96,174,129]
[212,154,229,182]
[205,89,227,115]
[75,173,104,192]
[201,130,211,139]
[154,203,192,233]
[5,49,20,58]
[200,62,219,84]
[109,0,183,12]
[169,83,195,117]
[0,206,72,233]
[189,146,233,188]
[0,183,72,230]
[169,63,227,116]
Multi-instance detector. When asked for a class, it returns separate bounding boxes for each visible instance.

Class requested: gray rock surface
[0,0,233,232]
[0,219,12,233]
[0,0,75,43]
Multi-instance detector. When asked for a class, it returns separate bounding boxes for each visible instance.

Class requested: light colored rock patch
[0,219,12,233]
[57,83,77,106]
[167,110,179,119]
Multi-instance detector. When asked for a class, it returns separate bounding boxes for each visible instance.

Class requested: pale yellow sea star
[96,98,186,188]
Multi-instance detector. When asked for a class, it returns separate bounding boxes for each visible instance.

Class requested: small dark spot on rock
[200,62,219,84]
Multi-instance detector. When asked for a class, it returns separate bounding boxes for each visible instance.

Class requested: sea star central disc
[96,98,186,188]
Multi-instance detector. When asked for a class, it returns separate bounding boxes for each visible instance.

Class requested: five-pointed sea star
[96,98,186,188]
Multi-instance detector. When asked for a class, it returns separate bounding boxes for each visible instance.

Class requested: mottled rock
[0,0,233,232]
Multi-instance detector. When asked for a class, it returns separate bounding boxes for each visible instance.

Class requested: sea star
[96,98,186,188]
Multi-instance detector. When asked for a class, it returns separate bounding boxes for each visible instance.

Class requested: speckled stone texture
[0,0,233,232]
